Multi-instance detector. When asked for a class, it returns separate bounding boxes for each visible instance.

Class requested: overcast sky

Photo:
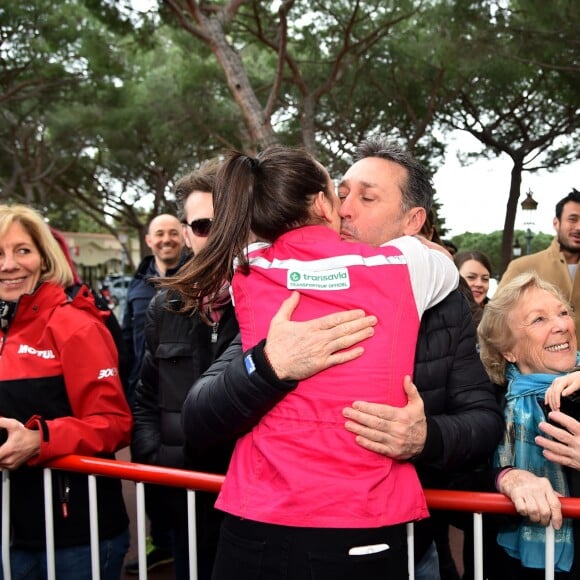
[433,134,579,238]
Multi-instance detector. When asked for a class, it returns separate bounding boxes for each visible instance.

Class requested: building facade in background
[61,232,140,288]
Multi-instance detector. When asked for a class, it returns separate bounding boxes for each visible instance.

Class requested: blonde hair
[0,205,74,288]
[478,272,573,385]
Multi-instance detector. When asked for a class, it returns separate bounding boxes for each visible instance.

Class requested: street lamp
[512,238,522,258]
[118,229,129,276]
[520,189,538,255]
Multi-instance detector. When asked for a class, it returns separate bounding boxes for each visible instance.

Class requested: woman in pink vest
[172,145,458,580]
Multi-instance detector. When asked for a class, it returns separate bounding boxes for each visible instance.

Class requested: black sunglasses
[183,218,213,237]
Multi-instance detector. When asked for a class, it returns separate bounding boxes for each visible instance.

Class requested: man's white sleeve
[386,236,459,317]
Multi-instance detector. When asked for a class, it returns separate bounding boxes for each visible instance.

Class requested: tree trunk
[300,96,318,155]
[203,17,278,151]
[500,161,524,275]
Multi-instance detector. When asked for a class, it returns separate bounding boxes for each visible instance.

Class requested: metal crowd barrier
[2,455,580,580]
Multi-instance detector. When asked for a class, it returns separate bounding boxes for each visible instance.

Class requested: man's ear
[553,217,560,232]
[402,207,426,236]
[181,225,192,250]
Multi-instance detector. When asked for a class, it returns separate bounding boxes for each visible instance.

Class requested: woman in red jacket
[0,204,133,580]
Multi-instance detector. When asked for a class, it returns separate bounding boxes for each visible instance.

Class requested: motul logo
[17,345,56,359]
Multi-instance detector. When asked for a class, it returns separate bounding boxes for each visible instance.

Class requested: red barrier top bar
[425,489,580,519]
[48,455,225,493]
[47,454,580,518]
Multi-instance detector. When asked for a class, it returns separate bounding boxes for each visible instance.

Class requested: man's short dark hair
[174,158,221,220]
[555,188,580,220]
[354,136,433,214]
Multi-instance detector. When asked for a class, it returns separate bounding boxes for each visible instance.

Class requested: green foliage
[44,201,107,233]
[1,0,578,255]
[431,197,448,239]
[451,230,553,278]
[0,1,245,245]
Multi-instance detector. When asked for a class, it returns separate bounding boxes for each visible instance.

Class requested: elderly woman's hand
[497,468,563,529]
[545,371,580,411]
[537,412,580,471]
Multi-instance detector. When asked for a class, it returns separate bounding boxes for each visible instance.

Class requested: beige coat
[499,237,580,338]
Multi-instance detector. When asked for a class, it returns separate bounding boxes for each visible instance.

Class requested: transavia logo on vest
[287,268,350,290]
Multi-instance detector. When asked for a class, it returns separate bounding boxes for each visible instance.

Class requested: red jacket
[0,282,132,548]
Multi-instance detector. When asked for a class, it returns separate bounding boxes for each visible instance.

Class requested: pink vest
[217,226,428,528]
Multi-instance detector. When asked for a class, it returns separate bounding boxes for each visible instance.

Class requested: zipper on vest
[211,322,218,344]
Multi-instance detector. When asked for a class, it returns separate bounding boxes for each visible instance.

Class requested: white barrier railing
[2,456,579,579]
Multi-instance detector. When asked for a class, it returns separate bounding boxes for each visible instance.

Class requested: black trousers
[211,514,408,580]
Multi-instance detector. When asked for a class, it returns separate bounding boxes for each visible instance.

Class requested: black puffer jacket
[412,289,503,483]
[181,288,504,558]
[182,289,503,467]
[131,289,239,472]
[122,254,190,403]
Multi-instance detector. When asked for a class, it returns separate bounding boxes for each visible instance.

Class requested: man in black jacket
[181,138,505,580]
[122,214,189,574]
[122,213,189,406]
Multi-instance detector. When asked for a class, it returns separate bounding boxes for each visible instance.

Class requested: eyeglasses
[183,218,213,237]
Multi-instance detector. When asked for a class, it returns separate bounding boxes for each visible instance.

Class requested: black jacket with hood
[130,289,239,473]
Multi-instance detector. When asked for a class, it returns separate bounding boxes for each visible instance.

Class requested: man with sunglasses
[184,216,213,242]
[122,212,189,575]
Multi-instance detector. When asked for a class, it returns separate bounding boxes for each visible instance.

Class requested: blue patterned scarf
[494,361,576,572]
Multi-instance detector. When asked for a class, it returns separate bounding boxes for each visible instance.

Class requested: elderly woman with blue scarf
[478,272,580,579]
